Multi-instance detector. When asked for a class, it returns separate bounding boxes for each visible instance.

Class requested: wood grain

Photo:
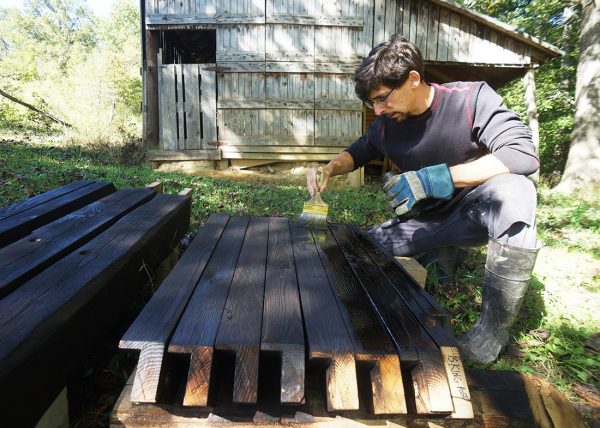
[168,216,249,406]
[314,227,406,414]
[0,193,190,427]
[0,181,116,247]
[329,224,453,414]
[260,217,305,405]
[289,222,359,411]
[215,217,269,404]
[0,188,155,298]
[120,213,229,403]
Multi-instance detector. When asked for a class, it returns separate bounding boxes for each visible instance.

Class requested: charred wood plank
[313,227,406,414]
[0,180,116,247]
[0,188,156,298]
[215,217,269,404]
[0,193,190,427]
[120,213,230,403]
[329,224,453,414]
[168,216,249,407]
[289,222,359,411]
[260,217,305,405]
[353,229,453,345]
[347,226,473,417]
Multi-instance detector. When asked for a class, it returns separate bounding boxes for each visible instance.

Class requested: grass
[1,132,599,425]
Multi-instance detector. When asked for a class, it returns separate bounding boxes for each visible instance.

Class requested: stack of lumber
[119,214,473,422]
[0,180,190,426]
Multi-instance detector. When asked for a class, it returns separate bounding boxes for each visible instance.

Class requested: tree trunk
[554,0,600,193]
[523,69,540,185]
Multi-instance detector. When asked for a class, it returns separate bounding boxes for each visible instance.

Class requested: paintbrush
[299,167,329,229]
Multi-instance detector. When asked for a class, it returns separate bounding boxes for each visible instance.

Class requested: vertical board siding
[158,63,218,149]
[370,0,532,65]
[217,25,266,62]
[266,25,315,62]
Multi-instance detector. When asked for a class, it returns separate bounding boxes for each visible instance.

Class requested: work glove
[383,164,454,217]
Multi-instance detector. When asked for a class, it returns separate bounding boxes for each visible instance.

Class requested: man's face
[367,78,418,122]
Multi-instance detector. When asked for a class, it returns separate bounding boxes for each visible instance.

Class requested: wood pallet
[0,181,191,427]
[120,214,473,419]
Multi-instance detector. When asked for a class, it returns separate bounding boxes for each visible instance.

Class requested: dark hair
[354,34,424,102]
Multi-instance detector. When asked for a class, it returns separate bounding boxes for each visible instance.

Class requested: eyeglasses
[364,86,398,109]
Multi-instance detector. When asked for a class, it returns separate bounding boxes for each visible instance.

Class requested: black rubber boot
[457,237,540,364]
[414,247,465,285]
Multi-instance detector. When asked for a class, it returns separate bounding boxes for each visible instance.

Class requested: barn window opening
[159,30,216,64]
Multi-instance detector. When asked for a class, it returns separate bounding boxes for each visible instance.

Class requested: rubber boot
[457,237,540,364]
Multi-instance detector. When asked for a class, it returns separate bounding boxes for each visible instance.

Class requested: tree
[459,0,580,185]
[554,0,600,192]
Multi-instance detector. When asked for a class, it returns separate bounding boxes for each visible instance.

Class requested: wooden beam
[314,227,406,414]
[0,189,155,299]
[289,222,359,411]
[214,217,269,404]
[0,181,116,248]
[148,149,221,161]
[145,30,160,148]
[260,218,305,405]
[120,214,229,403]
[168,216,249,407]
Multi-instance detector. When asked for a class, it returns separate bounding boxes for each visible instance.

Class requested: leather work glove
[383,164,455,217]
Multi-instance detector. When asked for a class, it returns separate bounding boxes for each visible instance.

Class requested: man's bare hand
[306,166,331,197]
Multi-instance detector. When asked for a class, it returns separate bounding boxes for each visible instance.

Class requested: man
[306,34,540,364]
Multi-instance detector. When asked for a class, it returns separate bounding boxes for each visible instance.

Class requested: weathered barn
[140,0,562,169]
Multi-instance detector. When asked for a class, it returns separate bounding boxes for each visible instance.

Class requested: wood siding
[373,0,532,65]
[145,0,544,159]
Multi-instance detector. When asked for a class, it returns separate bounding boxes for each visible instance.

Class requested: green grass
[1,133,599,422]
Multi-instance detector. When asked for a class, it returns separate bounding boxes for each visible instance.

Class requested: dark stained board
[0,180,92,220]
[329,224,453,414]
[0,188,156,298]
[260,217,305,405]
[168,216,249,407]
[0,180,116,247]
[289,222,359,411]
[0,193,190,427]
[313,227,406,414]
[346,227,473,417]
[120,213,230,403]
[215,217,269,404]
[352,228,453,344]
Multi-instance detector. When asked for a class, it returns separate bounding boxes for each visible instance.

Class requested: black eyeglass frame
[364,86,399,109]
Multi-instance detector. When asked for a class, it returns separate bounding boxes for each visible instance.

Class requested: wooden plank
[347,227,453,345]
[329,224,453,414]
[289,222,359,411]
[220,145,343,154]
[159,64,177,149]
[314,227,406,414]
[146,13,265,24]
[120,213,229,403]
[459,16,471,62]
[0,188,155,299]
[0,193,190,427]
[416,1,429,54]
[426,4,440,62]
[214,217,268,404]
[437,6,450,62]
[383,0,397,40]
[175,64,185,149]
[200,64,217,148]
[0,180,93,221]
[402,0,411,40]
[0,181,116,248]
[373,0,385,44]
[168,216,249,407]
[148,149,221,161]
[183,64,201,149]
[448,13,461,62]
[261,217,305,405]
[113,367,541,426]
[440,346,474,419]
